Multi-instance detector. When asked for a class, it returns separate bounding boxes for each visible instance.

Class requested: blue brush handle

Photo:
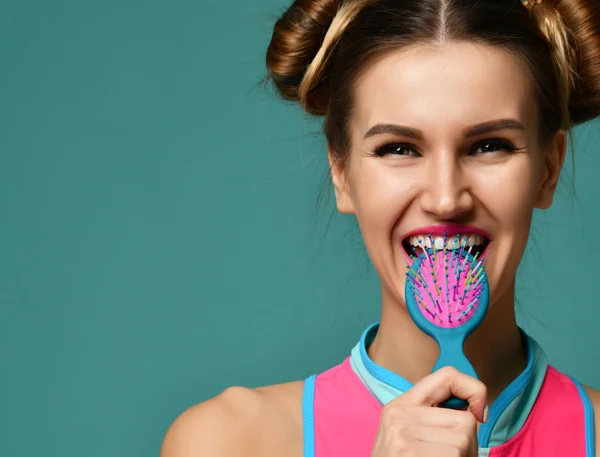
[432,333,478,409]
[405,250,490,411]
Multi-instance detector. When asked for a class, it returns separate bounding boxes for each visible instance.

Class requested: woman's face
[330,42,565,308]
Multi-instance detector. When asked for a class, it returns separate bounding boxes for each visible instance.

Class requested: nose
[418,152,474,220]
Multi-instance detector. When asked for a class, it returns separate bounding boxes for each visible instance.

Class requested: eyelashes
[374,143,419,157]
[373,138,523,158]
[471,138,523,155]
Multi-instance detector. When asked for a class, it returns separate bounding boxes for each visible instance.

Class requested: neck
[368,279,528,405]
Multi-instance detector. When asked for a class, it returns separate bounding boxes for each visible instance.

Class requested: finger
[400,441,470,457]
[401,424,477,452]
[385,404,480,430]
[394,366,488,422]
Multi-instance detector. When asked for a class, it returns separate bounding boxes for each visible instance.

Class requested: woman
[161,0,600,455]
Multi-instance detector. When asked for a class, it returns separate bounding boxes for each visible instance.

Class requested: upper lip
[401,224,492,241]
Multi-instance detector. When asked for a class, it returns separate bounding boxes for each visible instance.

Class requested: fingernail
[483,405,489,423]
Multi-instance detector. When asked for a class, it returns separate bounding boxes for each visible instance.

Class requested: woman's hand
[370,366,488,457]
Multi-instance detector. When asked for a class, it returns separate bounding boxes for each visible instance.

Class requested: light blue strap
[570,377,596,457]
[350,340,409,405]
[478,334,544,447]
[356,322,413,399]
[302,375,317,457]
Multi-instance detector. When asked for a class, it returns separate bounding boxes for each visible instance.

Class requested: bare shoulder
[582,385,599,454]
[160,380,305,457]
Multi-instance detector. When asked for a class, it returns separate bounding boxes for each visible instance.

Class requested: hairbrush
[405,233,489,409]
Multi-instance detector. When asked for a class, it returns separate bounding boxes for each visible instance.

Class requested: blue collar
[349,322,548,448]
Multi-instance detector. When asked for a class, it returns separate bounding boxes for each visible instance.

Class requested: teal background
[0,1,598,456]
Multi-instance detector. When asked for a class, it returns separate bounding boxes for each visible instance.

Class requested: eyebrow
[364,118,527,140]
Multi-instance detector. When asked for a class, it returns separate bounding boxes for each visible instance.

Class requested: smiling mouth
[402,233,491,259]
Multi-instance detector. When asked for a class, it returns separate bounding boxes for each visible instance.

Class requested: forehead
[352,42,535,133]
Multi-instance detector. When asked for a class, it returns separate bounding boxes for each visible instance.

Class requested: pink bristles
[406,234,484,329]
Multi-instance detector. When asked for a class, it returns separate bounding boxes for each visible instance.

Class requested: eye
[470,138,520,155]
[374,143,420,157]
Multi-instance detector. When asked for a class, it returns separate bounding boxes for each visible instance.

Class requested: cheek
[349,163,417,232]
[474,157,541,227]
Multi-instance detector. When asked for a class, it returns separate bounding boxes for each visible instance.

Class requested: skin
[160,42,600,456]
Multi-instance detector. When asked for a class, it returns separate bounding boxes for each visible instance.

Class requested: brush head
[405,233,489,331]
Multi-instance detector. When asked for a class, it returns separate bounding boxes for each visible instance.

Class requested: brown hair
[265,0,600,161]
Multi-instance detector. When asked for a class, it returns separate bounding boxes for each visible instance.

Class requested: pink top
[303,357,595,457]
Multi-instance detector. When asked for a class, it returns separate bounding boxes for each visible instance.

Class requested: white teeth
[407,234,486,250]
[434,237,444,250]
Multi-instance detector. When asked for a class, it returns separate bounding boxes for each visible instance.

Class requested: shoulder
[582,384,600,455]
[160,380,305,457]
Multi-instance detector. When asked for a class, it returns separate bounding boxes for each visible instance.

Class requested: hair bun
[266,0,342,115]
[555,0,600,125]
